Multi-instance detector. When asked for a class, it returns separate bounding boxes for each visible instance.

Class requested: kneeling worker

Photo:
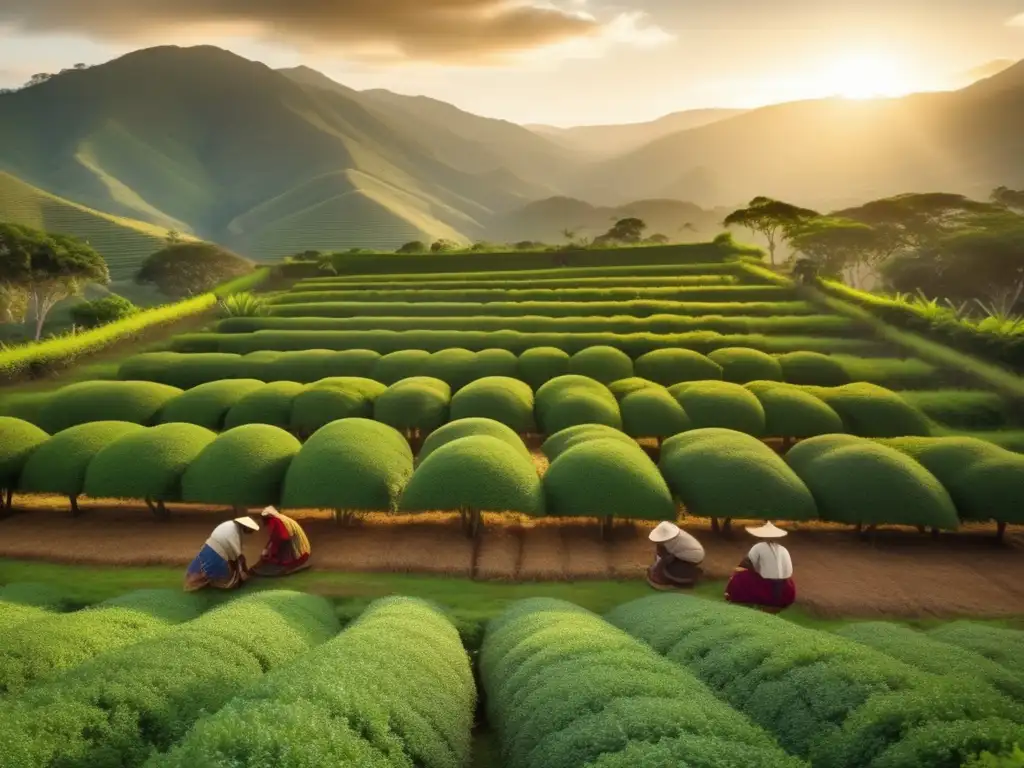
[725,521,796,613]
[184,516,259,591]
[647,521,705,590]
[251,506,311,577]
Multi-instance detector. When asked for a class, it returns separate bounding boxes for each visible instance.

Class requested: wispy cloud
[1007,12,1024,27]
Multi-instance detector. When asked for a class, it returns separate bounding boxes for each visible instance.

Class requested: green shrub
[371,349,432,384]
[927,622,1024,672]
[541,424,636,461]
[35,380,183,433]
[620,388,692,439]
[607,377,662,399]
[374,378,451,433]
[217,291,267,318]
[634,348,722,385]
[282,419,413,512]
[834,355,938,388]
[158,379,264,430]
[778,351,851,386]
[708,347,784,383]
[182,424,301,506]
[568,346,633,384]
[19,421,144,499]
[786,439,959,528]
[69,295,137,329]
[148,597,476,768]
[475,348,520,378]
[424,348,479,391]
[0,417,49,492]
[517,347,570,388]
[963,747,1024,767]
[607,595,1024,768]
[0,590,338,768]
[223,381,305,430]
[420,418,531,463]
[899,390,1011,430]
[288,378,386,435]
[535,375,621,434]
[120,352,248,389]
[659,428,816,521]
[745,381,846,438]
[669,380,766,436]
[399,435,544,515]
[450,377,535,432]
[480,598,803,768]
[0,589,204,694]
[810,382,932,437]
[84,423,217,502]
[257,349,380,383]
[544,438,674,520]
[0,583,66,631]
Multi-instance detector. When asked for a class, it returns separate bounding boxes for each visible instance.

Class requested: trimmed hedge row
[0,588,205,694]
[149,597,476,768]
[290,273,739,291]
[0,590,339,768]
[0,582,66,630]
[927,622,1024,671]
[608,594,1024,768]
[480,598,804,768]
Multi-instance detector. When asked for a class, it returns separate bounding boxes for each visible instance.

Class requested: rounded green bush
[399,435,543,515]
[634,349,723,386]
[659,428,816,520]
[181,424,301,507]
[309,377,387,399]
[387,376,451,397]
[544,438,675,520]
[811,382,931,437]
[568,346,634,384]
[19,422,145,497]
[119,352,244,389]
[158,379,265,430]
[282,419,413,512]
[223,381,305,430]
[36,381,184,433]
[288,378,385,435]
[374,379,451,433]
[783,433,866,476]
[708,347,784,384]
[371,350,431,385]
[474,348,519,379]
[235,350,283,380]
[789,441,959,528]
[423,348,478,391]
[778,351,850,386]
[744,380,845,438]
[449,376,535,432]
[517,347,570,389]
[607,377,662,400]
[260,349,381,383]
[84,423,217,501]
[541,423,636,461]
[669,381,766,436]
[0,418,49,489]
[535,375,621,434]
[620,388,692,439]
[419,418,531,463]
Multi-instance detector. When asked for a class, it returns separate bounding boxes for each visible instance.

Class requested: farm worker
[724,521,796,613]
[646,521,705,590]
[184,516,260,591]
[251,506,311,577]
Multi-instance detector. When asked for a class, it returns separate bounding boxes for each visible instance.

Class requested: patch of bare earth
[1,496,1022,619]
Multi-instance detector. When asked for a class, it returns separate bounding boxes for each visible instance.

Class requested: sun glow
[820,52,918,99]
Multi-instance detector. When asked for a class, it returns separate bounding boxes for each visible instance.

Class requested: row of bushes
[218,312,858,337]
[291,273,740,292]
[167,329,886,357]
[0,590,340,767]
[0,582,67,630]
[150,597,476,768]
[4,414,1021,529]
[0,268,271,384]
[608,595,1024,767]
[121,347,933,391]
[267,284,796,305]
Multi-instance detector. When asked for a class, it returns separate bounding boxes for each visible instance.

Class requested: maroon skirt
[724,567,796,610]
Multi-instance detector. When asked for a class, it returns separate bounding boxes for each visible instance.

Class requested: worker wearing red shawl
[724,521,796,613]
[252,506,311,576]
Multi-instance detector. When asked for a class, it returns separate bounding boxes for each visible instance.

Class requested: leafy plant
[217,291,267,318]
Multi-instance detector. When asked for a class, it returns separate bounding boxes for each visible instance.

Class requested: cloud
[1009,13,1024,26]
[0,0,658,63]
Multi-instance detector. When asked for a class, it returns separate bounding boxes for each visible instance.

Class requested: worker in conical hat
[724,522,796,613]
[646,521,705,590]
[184,516,259,591]
[250,506,311,577]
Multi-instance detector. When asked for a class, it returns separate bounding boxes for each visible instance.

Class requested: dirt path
[1,499,1022,619]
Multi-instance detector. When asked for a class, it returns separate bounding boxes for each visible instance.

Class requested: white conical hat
[745,521,787,538]
[234,516,259,532]
[260,506,278,518]
[649,521,681,543]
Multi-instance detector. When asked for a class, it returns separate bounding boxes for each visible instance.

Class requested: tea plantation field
[1,250,1023,536]
[0,582,1022,767]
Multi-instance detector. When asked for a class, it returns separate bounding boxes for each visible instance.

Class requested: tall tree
[722,197,818,266]
[788,217,884,287]
[593,217,647,246]
[136,242,252,298]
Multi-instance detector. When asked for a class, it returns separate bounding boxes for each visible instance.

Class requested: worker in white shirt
[184,516,260,591]
[647,521,705,589]
[724,521,796,612]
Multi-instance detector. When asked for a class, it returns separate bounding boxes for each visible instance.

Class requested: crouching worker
[725,521,796,613]
[251,506,311,577]
[647,521,705,590]
[184,516,259,591]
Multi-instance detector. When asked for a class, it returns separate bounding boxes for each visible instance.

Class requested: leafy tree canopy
[70,295,137,329]
[593,217,647,246]
[135,242,252,298]
[430,239,457,253]
[723,197,818,265]
[789,216,884,287]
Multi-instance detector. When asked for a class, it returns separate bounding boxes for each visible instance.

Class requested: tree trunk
[156,500,169,520]
[930,527,940,539]
[461,509,481,539]
[710,517,720,534]
[996,521,1007,542]
[69,495,80,517]
[601,516,614,541]
[33,291,45,341]
[722,518,733,535]
[916,525,927,535]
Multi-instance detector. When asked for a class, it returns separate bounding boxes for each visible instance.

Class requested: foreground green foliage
[0,582,66,630]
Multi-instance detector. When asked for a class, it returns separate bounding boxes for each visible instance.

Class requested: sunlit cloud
[1008,13,1024,27]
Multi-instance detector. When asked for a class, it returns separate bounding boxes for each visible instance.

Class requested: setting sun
[821,52,918,99]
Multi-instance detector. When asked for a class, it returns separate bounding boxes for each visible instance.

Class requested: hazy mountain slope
[574,63,1024,208]
[528,109,745,158]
